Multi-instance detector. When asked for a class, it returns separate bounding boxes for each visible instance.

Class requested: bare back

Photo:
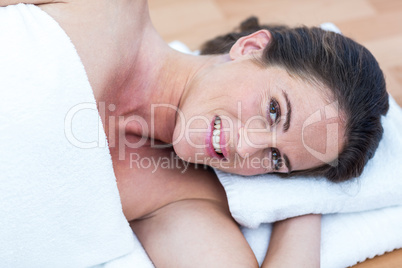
[37,0,149,102]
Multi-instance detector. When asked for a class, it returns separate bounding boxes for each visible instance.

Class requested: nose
[236,127,276,158]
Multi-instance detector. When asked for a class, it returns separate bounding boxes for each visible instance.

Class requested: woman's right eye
[271,148,282,171]
[268,98,281,125]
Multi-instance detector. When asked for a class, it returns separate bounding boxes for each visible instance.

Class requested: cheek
[302,122,328,155]
[293,119,342,168]
[218,164,268,176]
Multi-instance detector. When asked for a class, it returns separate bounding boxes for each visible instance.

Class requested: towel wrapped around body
[0,4,135,267]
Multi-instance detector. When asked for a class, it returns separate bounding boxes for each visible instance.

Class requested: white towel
[0,4,135,267]
[215,96,402,227]
[242,205,402,268]
[100,233,154,268]
[214,96,402,267]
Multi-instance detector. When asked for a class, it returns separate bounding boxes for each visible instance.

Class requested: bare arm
[131,198,259,268]
[262,214,321,268]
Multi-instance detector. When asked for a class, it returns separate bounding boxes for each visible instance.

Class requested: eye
[268,98,281,125]
[271,148,282,171]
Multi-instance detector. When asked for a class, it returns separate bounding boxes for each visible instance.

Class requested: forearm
[262,214,321,268]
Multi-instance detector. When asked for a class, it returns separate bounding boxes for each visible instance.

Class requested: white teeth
[213,142,221,153]
[214,118,221,129]
[213,117,222,154]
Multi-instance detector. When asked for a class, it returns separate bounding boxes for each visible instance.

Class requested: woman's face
[172,31,345,176]
[173,60,345,176]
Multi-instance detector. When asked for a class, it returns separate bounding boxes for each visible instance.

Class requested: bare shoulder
[112,138,229,222]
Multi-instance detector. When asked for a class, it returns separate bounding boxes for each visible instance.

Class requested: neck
[114,24,228,144]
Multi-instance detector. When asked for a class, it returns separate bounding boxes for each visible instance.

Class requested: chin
[213,166,266,176]
[172,144,194,163]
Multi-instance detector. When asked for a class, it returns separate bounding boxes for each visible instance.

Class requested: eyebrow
[283,154,292,173]
[282,91,292,132]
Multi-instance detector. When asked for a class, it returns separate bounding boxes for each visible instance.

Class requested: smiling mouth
[212,116,224,156]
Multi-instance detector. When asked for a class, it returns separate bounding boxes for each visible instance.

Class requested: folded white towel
[242,205,402,268]
[215,96,402,227]
[0,4,134,267]
[214,96,402,267]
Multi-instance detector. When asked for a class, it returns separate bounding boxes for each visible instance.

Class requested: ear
[229,29,272,60]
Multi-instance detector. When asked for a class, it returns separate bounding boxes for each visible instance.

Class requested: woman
[1,0,388,267]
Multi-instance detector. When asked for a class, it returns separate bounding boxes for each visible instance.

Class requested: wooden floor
[147,0,402,266]
[148,0,402,106]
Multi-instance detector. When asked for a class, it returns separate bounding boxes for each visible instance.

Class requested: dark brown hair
[200,17,389,182]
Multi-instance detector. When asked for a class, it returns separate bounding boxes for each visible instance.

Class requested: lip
[205,115,226,160]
